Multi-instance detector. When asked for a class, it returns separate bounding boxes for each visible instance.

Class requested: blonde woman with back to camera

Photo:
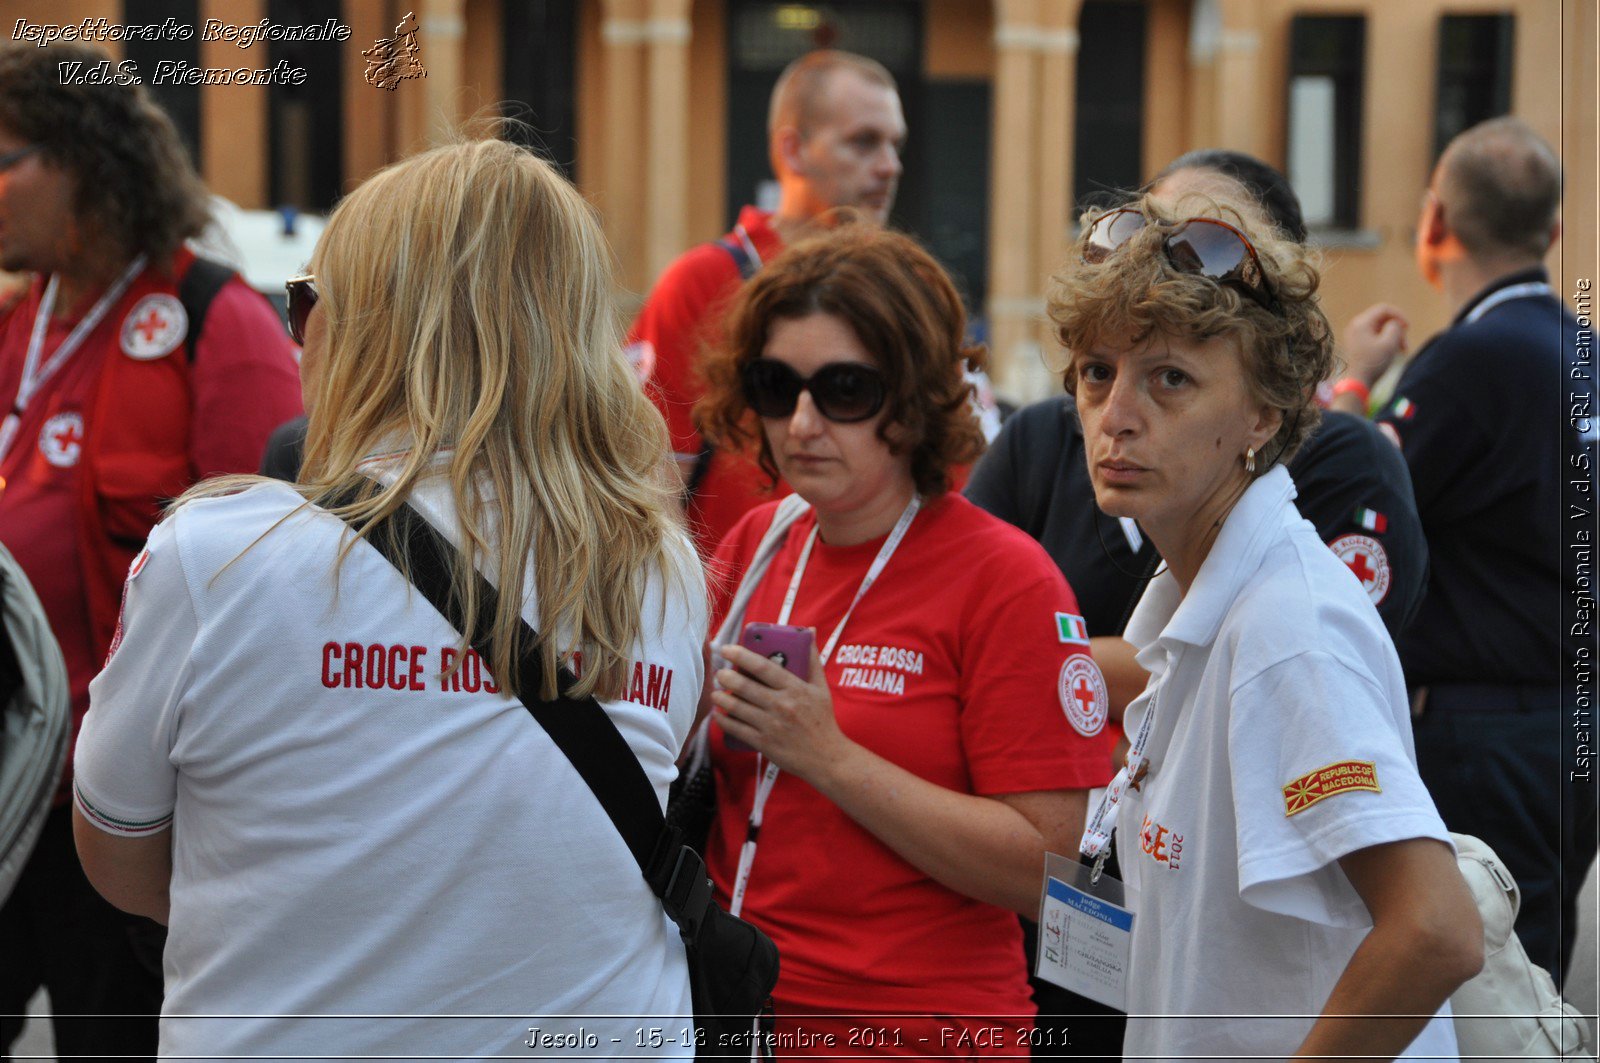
[69,138,707,1057]
[1050,193,1483,1061]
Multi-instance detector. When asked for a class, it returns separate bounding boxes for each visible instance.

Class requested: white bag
[0,543,70,905]
[1450,832,1594,1060]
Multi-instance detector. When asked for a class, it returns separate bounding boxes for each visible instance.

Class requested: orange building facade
[10,0,1595,400]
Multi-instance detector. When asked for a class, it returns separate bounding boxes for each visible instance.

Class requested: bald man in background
[1332,116,1595,982]
[627,50,906,556]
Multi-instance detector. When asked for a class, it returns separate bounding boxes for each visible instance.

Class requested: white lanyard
[733,224,763,270]
[1079,660,1168,883]
[1462,281,1554,325]
[0,256,147,464]
[728,494,921,917]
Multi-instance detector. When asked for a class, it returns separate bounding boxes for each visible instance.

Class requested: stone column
[343,0,392,186]
[1185,0,1220,149]
[1212,0,1263,156]
[987,0,1042,401]
[644,0,693,283]
[601,0,649,292]
[1028,0,1082,400]
[200,0,268,206]
[390,0,466,152]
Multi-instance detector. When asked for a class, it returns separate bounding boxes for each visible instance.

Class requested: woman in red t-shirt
[694,226,1115,1056]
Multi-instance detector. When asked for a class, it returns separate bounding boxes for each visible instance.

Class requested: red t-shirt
[0,261,303,797]
[705,493,1116,1024]
[629,206,789,557]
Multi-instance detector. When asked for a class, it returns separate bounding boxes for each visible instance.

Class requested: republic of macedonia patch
[1283,760,1381,816]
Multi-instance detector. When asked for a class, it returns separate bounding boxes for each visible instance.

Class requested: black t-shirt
[259,414,308,482]
[965,397,1427,640]
[1375,268,1590,687]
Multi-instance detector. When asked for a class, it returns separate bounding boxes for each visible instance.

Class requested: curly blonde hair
[1046,192,1334,469]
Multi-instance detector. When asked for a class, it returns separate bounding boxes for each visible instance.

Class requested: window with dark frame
[1073,0,1147,212]
[267,0,344,213]
[1434,14,1514,161]
[1285,15,1365,231]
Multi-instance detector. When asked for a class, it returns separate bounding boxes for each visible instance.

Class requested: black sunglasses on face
[285,274,317,345]
[1083,208,1278,311]
[741,358,888,423]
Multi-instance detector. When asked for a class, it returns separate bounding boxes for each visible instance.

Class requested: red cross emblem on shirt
[1344,549,1375,585]
[51,419,83,452]
[39,411,85,467]
[1057,654,1108,737]
[1329,534,1392,606]
[133,308,167,344]
[1073,677,1098,718]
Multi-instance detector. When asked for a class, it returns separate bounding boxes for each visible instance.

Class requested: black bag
[344,498,778,1059]
[665,730,716,853]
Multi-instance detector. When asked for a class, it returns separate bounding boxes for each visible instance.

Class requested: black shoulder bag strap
[679,232,765,505]
[178,256,238,364]
[334,494,715,941]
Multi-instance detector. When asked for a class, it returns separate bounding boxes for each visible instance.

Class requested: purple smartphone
[722,622,814,752]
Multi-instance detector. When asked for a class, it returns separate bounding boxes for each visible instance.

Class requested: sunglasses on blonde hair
[285,274,317,345]
[1083,208,1278,311]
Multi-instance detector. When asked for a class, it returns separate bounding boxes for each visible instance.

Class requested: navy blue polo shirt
[1376,267,1591,689]
[965,398,1426,640]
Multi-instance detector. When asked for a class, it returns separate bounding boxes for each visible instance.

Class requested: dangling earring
[1244,447,1257,475]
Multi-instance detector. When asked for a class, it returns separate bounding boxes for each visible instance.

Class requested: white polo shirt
[75,477,705,1059]
[1117,465,1458,1062]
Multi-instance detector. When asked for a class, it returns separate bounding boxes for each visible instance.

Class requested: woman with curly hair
[1051,194,1482,1061]
[694,225,1114,1054]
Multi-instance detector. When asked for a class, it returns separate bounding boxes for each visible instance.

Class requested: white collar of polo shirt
[1124,463,1299,666]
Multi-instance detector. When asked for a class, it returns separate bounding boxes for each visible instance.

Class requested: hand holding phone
[721,623,814,752]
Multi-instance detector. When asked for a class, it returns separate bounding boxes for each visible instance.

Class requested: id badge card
[1034,851,1137,1011]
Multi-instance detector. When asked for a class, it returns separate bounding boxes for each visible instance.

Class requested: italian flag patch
[1055,612,1090,645]
[1354,507,1388,534]
[1391,396,1416,420]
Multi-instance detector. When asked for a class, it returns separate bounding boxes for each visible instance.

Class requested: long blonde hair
[185,137,689,701]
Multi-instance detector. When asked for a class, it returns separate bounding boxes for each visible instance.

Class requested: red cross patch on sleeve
[1058,655,1108,738]
[120,294,188,360]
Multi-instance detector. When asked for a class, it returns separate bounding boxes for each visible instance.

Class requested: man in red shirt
[629,50,906,556]
[0,43,302,1059]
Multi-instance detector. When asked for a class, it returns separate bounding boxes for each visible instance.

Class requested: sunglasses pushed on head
[1082,207,1278,312]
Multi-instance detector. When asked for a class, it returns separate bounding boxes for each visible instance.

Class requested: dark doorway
[723,1,986,310]
[920,79,990,310]
[1074,0,1147,212]
[123,0,202,166]
[267,0,345,212]
[502,0,579,179]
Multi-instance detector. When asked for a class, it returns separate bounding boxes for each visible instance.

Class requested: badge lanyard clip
[1079,675,1165,873]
